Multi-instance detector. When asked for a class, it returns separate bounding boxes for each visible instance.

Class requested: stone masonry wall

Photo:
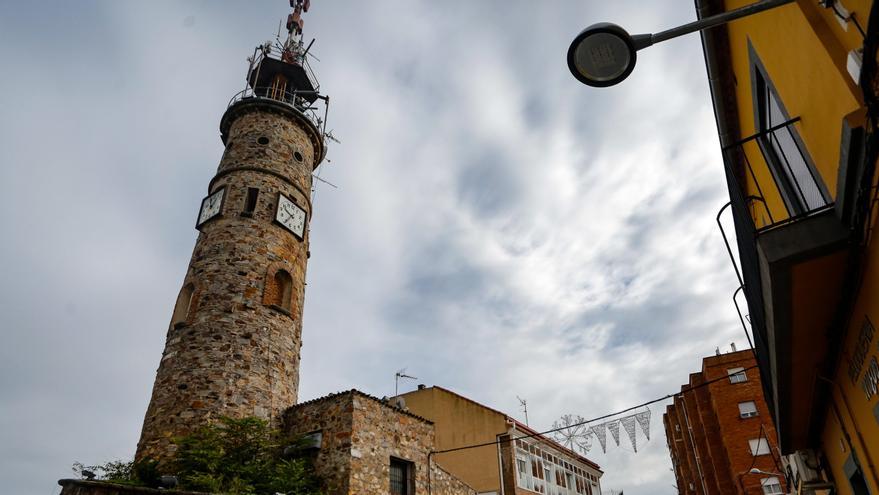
[283,390,476,495]
[283,391,355,494]
[430,464,477,495]
[136,100,323,464]
[58,480,209,495]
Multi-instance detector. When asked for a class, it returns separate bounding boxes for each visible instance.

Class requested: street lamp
[567,0,795,87]
[749,468,783,476]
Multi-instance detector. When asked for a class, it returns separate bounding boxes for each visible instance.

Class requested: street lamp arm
[649,0,795,45]
[568,0,796,87]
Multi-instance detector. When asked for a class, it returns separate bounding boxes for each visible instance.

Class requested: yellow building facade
[399,386,602,495]
[700,0,879,493]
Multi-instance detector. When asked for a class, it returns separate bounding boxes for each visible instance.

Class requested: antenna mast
[517,396,529,426]
[395,369,418,396]
[282,0,311,65]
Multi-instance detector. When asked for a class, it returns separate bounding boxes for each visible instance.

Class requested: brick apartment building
[664,350,786,495]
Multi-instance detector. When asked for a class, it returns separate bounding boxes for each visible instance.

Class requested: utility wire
[431,364,759,455]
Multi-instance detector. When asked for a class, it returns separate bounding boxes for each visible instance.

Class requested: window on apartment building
[751,45,829,215]
[749,438,771,456]
[728,367,748,383]
[389,457,413,495]
[738,401,759,418]
[761,477,784,495]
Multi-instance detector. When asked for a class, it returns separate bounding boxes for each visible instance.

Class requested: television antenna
[395,368,417,396]
[517,396,529,426]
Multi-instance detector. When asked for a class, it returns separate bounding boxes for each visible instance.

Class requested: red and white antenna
[282,0,313,64]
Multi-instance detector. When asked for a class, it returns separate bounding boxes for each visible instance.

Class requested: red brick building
[663,350,786,495]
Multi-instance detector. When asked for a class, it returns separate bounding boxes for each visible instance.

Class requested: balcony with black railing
[718,117,850,451]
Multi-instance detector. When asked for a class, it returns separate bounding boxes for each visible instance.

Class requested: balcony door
[752,51,829,216]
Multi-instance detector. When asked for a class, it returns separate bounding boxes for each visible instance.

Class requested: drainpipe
[695,0,738,148]
[497,431,506,495]
[679,396,710,495]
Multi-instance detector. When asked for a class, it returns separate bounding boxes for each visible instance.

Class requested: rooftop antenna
[395,369,417,396]
[517,396,529,426]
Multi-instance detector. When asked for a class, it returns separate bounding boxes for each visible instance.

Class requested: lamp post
[567,0,795,87]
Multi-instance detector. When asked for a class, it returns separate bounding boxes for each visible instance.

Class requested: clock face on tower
[275,193,307,239]
[196,187,225,228]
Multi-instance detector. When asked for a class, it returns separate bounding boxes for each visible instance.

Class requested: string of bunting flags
[551,408,651,454]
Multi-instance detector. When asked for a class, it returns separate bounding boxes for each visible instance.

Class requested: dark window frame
[390,457,414,495]
[242,187,260,217]
[748,41,830,217]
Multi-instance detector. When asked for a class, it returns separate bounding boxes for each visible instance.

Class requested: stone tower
[136,2,327,464]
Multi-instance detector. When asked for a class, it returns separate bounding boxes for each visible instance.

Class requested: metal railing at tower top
[227,85,326,133]
[228,43,330,140]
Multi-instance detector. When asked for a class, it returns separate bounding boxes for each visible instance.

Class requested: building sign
[848,317,874,384]
[862,356,879,401]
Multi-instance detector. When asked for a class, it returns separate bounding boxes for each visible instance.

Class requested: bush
[173,417,323,494]
[71,458,157,486]
[73,417,323,494]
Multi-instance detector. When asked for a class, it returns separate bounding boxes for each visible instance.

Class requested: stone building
[283,390,476,495]
[663,350,785,495]
[400,386,603,495]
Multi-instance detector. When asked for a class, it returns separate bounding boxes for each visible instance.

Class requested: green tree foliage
[73,417,323,494]
[172,416,323,494]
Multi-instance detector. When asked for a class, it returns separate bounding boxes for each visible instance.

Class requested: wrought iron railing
[716,116,832,417]
[722,117,832,232]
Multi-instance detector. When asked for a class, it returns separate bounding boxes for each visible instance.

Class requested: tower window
[265,269,293,313]
[258,136,270,145]
[293,151,304,162]
[242,188,259,217]
[171,283,195,327]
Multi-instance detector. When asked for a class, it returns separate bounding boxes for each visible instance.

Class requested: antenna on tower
[395,369,418,396]
[517,396,529,426]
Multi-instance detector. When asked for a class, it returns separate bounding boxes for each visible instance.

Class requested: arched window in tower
[265,269,293,313]
[171,283,195,328]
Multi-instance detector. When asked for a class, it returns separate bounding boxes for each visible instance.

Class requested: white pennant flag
[621,415,638,453]
[590,424,607,454]
[635,409,651,441]
[607,420,621,446]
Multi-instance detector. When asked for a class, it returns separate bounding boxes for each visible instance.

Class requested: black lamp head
[567,23,640,87]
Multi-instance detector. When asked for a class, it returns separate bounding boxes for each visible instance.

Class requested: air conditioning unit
[784,450,835,494]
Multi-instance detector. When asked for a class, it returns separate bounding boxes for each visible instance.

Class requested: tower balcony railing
[227,86,325,134]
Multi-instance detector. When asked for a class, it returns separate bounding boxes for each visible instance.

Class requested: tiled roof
[284,388,434,424]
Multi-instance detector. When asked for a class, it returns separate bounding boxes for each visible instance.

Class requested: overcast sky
[0,2,750,494]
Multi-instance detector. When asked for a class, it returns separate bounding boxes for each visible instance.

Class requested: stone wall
[283,391,355,494]
[283,390,476,495]
[58,480,208,495]
[430,463,478,495]
[136,99,324,465]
